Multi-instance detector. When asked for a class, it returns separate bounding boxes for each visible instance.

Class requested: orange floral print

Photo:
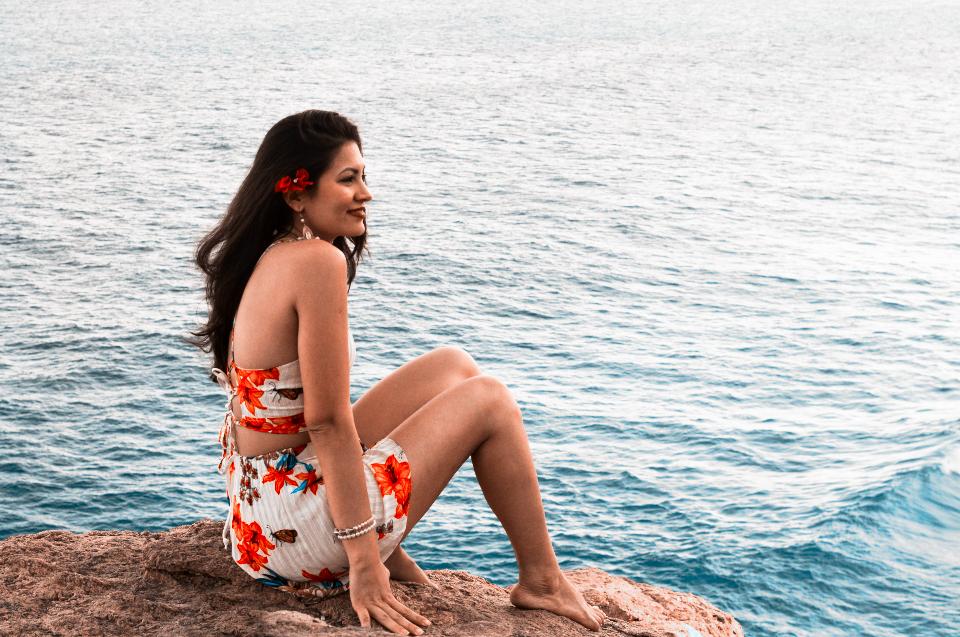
[231,498,243,536]
[262,462,298,494]
[302,567,347,583]
[235,382,267,413]
[236,541,269,572]
[231,500,277,571]
[231,501,274,573]
[234,366,281,387]
[293,468,323,495]
[221,330,311,436]
[238,414,306,435]
[371,454,412,519]
[231,365,280,413]
[241,520,276,555]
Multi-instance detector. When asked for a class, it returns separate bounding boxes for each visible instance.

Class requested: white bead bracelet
[333,515,376,542]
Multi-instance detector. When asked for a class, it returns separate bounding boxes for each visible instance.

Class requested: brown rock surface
[0,519,742,637]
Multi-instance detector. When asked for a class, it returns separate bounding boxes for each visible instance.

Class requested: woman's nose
[359,183,373,201]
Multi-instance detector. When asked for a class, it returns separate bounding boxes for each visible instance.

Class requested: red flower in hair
[274,176,292,192]
[275,168,315,193]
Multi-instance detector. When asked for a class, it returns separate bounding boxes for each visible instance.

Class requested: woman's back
[216,237,356,457]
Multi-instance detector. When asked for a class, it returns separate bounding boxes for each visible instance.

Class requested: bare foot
[384,546,435,586]
[509,571,606,632]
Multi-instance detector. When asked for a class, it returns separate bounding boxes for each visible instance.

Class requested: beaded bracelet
[333,517,375,542]
[333,515,376,542]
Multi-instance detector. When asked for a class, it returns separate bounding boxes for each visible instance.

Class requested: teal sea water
[1,1,958,635]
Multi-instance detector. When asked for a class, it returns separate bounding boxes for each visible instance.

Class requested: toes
[590,606,606,625]
[578,606,602,631]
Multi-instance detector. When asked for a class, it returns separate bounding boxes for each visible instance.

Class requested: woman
[191,109,605,635]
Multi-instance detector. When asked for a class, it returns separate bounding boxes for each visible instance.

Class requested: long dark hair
[186,109,369,377]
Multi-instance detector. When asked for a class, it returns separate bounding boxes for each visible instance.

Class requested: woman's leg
[351,345,481,449]
[351,345,480,582]
[386,375,605,632]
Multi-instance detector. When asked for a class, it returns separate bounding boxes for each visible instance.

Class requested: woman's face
[293,141,372,242]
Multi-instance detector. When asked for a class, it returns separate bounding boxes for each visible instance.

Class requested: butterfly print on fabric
[268,385,303,402]
[267,526,298,545]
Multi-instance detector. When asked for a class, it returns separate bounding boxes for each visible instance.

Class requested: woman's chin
[327,220,365,239]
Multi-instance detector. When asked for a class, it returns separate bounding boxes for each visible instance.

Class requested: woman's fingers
[379,600,424,635]
[369,602,422,635]
[347,560,431,635]
[356,606,371,629]
[386,595,431,628]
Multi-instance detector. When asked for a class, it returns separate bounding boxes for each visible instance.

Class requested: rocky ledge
[0,519,742,637]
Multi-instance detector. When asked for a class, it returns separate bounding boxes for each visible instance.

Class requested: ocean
[1,1,958,635]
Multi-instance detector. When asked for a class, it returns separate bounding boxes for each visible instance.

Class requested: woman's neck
[273,230,300,242]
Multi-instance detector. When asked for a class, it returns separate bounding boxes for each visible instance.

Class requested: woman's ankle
[517,566,565,592]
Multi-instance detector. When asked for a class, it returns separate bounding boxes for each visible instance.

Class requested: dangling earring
[299,211,314,240]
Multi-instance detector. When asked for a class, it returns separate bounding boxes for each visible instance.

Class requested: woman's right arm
[293,241,429,636]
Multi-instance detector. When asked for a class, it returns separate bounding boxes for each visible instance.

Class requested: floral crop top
[223,323,357,434]
[213,318,357,437]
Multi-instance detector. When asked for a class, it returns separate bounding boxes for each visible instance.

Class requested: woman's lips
[348,207,365,217]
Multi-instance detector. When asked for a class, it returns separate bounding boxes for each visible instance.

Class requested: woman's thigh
[352,345,480,448]
[386,374,522,540]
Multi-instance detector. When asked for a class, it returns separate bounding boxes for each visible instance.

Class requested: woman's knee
[460,374,522,427]
[433,345,482,381]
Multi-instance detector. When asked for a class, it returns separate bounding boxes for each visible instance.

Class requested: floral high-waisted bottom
[220,436,411,599]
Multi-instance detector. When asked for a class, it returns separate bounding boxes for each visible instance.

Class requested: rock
[0,519,742,637]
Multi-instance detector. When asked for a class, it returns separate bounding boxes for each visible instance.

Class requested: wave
[732,452,960,635]
[940,444,960,475]
[824,446,960,536]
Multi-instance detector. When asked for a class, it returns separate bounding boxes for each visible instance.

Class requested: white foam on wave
[940,445,960,475]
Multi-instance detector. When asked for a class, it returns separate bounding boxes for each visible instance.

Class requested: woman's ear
[282,190,306,212]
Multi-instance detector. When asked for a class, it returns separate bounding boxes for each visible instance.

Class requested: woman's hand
[349,561,432,635]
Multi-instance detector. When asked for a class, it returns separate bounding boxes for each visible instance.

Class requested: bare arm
[293,241,379,568]
[292,241,428,635]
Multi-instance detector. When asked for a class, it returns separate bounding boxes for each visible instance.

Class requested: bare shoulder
[265,239,345,273]
[268,239,347,297]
